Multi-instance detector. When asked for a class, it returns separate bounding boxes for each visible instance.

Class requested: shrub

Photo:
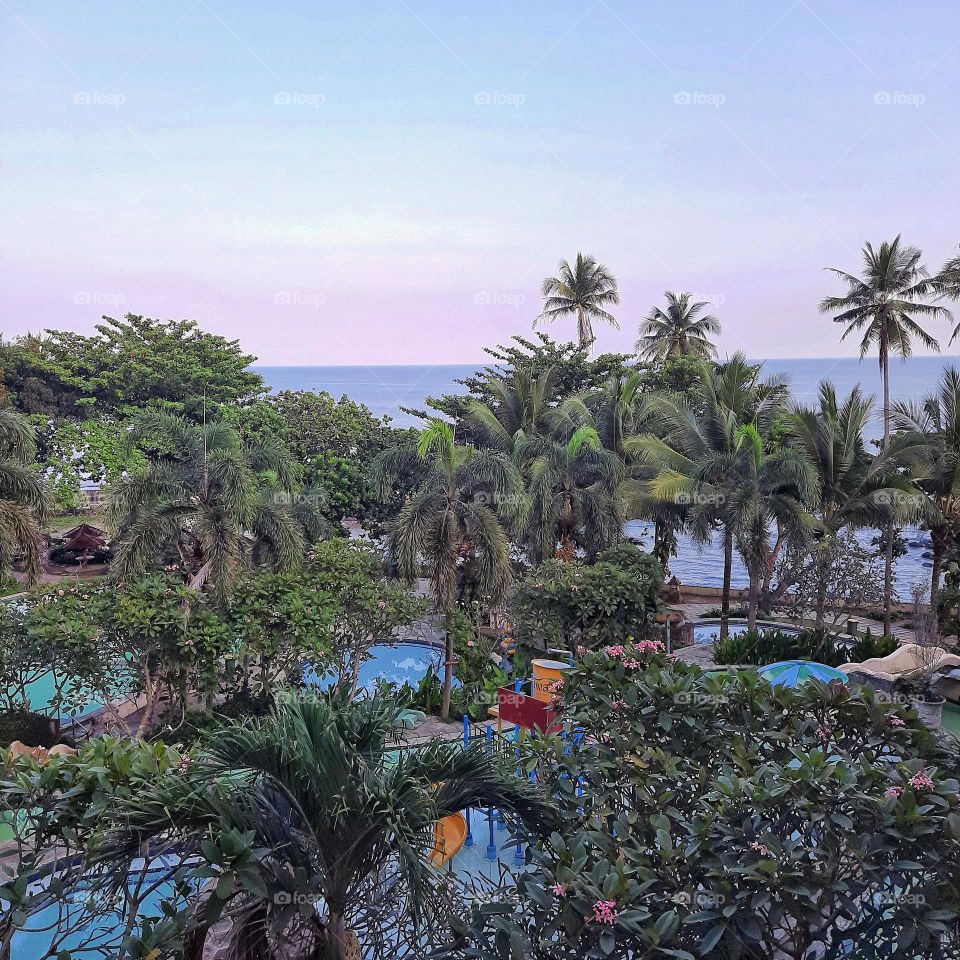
[510,545,663,651]
[0,709,60,749]
[849,628,899,663]
[447,643,960,959]
[713,627,844,667]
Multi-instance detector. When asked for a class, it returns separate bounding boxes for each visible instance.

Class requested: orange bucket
[531,658,571,702]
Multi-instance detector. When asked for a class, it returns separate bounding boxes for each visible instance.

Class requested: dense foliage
[442,644,960,959]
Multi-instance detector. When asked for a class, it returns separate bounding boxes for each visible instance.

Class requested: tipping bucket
[531,658,571,702]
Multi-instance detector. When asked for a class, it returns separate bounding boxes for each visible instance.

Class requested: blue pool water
[303,641,458,693]
[693,620,803,645]
[10,863,189,960]
[4,669,106,720]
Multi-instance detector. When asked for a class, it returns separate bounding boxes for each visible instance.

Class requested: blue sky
[1,0,958,363]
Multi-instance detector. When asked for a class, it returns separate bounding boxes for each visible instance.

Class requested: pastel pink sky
[2,1,958,364]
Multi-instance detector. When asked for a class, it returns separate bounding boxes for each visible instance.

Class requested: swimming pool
[692,620,803,645]
[10,859,193,960]
[3,668,107,720]
[303,641,459,693]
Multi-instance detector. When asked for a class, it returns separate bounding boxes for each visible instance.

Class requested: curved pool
[303,641,459,693]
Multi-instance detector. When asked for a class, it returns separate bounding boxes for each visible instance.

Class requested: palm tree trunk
[747,572,760,630]
[440,629,453,722]
[930,526,945,630]
[881,346,894,636]
[720,526,733,640]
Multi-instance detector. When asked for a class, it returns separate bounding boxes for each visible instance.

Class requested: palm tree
[107,411,309,602]
[891,366,960,618]
[518,397,623,566]
[936,245,960,343]
[727,424,814,628]
[463,365,555,455]
[627,354,790,638]
[635,291,721,362]
[373,421,520,720]
[821,236,952,631]
[534,253,620,349]
[91,693,554,960]
[0,409,45,585]
[791,382,924,628]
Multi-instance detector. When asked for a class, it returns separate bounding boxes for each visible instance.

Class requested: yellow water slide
[428,812,468,867]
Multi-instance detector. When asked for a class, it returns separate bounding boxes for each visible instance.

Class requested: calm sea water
[255,356,956,435]
[256,356,958,599]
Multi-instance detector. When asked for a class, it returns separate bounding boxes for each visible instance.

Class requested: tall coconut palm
[627,354,789,638]
[463,365,555,455]
[635,291,721,363]
[891,366,960,617]
[937,245,960,343]
[519,397,623,566]
[107,411,308,602]
[820,236,952,631]
[0,409,45,585]
[791,382,924,628]
[373,421,521,720]
[91,693,554,960]
[534,253,620,349]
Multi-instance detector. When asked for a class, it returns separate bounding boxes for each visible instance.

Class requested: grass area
[44,510,108,536]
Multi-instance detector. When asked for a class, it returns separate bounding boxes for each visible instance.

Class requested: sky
[1,0,959,365]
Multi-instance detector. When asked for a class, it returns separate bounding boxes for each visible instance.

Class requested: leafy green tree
[374,421,520,719]
[57,694,552,960]
[0,408,45,584]
[635,291,721,362]
[534,253,621,348]
[28,415,142,514]
[443,643,960,960]
[821,237,952,631]
[410,334,634,442]
[1,315,265,419]
[510,543,662,651]
[892,365,960,616]
[107,411,312,602]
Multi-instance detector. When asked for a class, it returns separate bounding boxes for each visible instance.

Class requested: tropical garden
[0,236,959,957]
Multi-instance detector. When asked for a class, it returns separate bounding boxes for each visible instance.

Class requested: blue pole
[486,806,497,861]
[462,715,474,847]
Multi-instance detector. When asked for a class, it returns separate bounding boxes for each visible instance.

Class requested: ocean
[254,356,956,436]
[255,356,958,599]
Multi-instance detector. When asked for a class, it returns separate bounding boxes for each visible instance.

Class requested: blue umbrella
[759,660,849,688]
